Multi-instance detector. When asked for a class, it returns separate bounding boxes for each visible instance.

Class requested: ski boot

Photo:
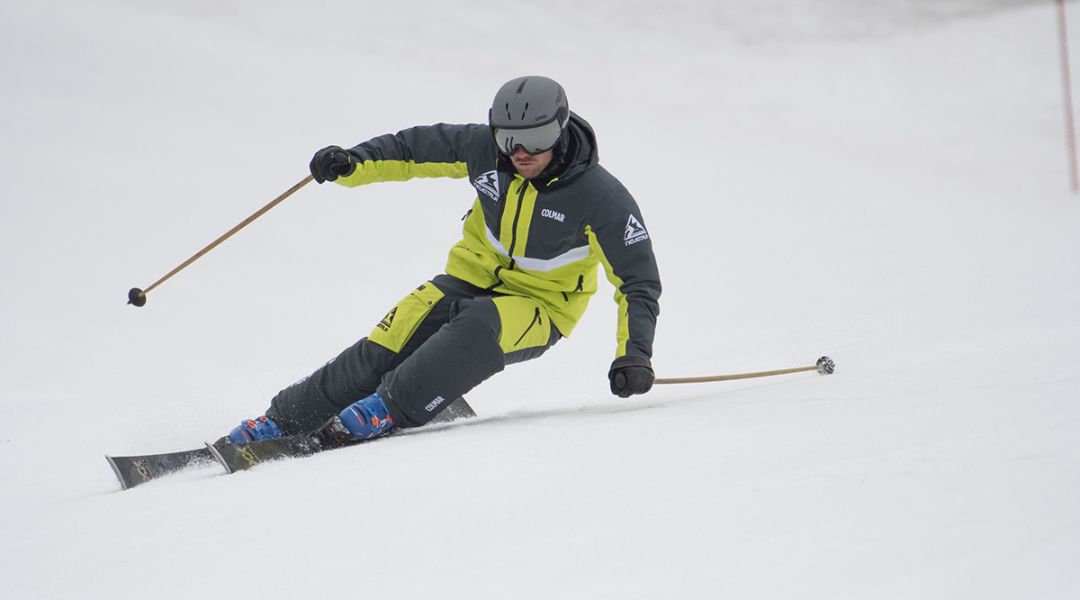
[227,415,284,445]
[336,392,395,441]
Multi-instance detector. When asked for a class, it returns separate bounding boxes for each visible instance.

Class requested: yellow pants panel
[492,295,552,354]
[368,282,446,353]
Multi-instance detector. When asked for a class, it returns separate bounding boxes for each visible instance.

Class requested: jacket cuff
[608,354,653,374]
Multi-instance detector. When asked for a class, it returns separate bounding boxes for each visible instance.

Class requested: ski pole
[127,174,314,307]
[654,356,835,385]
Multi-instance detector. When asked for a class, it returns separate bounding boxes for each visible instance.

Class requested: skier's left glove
[309,145,357,183]
[608,356,655,398]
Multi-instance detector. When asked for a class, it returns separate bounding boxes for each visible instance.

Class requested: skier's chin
[514,163,543,179]
[510,148,553,180]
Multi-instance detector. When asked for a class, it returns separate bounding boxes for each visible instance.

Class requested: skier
[227,76,662,445]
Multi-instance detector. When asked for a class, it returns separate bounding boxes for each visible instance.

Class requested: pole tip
[816,356,835,375]
[127,288,147,307]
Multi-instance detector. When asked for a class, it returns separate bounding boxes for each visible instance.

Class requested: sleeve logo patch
[472,170,500,202]
[624,214,650,246]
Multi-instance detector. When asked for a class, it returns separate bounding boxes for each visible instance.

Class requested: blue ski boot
[227,415,284,445]
[337,392,395,441]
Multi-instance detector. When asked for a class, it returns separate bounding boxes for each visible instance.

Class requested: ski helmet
[489,76,570,155]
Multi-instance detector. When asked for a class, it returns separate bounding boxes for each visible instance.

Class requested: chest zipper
[506,179,529,267]
[491,179,530,287]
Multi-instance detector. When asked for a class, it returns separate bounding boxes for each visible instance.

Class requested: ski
[106,397,477,487]
[105,446,217,490]
[207,396,476,474]
[206,428,331,473]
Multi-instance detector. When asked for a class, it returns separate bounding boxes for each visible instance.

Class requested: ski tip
[204,442,232,474]
[104,455,130,491]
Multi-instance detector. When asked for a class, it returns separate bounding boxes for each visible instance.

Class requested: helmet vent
[521,102,529,121]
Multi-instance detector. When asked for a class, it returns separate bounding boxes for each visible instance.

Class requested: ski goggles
[491,118,564,156]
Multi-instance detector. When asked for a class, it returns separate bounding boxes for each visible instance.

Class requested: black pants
[266,274,562,432]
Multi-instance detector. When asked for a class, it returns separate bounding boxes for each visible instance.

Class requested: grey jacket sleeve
[588,172,662,363]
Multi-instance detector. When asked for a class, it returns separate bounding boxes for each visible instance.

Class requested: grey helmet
[489,76,570,155]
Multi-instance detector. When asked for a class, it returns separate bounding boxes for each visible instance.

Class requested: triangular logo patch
[624,214,649,246]
[377,307,397,332]
[473,170,500,202]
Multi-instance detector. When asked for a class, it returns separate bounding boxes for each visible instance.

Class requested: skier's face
[510,147,553,180]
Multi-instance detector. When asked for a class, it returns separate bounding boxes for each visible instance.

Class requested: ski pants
[266,274,562,432]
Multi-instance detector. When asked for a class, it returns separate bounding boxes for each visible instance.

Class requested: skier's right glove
[309,145,357,183]
[608,356,655,398]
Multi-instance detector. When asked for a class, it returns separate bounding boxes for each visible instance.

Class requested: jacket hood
[553,111,599,184]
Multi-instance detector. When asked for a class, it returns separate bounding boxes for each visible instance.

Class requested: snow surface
[2,0,1079,598]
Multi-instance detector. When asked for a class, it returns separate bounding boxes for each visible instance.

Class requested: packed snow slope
[2,0,1078,598]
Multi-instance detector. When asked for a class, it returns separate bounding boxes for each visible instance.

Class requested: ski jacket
[334,113,661,363]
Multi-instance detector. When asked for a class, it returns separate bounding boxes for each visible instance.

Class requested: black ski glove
[309,145,357,183]
[608,356,655,398]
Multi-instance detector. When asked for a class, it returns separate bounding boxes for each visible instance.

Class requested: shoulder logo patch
[376,307,397,332]
[624,214,649,246]
[472,170,500,202]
